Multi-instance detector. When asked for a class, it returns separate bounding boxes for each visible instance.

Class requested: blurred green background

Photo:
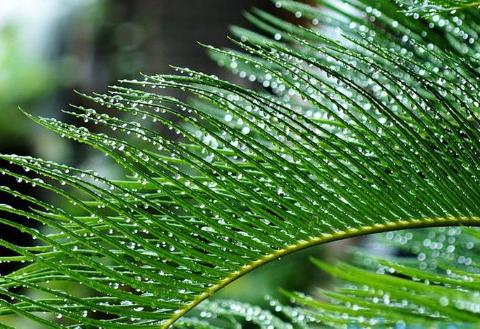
[0,1,346,326]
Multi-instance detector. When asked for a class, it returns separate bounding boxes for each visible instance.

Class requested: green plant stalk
[164,216,480,328]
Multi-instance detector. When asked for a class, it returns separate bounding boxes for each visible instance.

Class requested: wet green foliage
[0,0,479,327]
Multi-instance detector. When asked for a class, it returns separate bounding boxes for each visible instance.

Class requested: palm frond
[396,0,480,14]
[293,228,480,327]
[0,0,479,327]
[181,227,480,328]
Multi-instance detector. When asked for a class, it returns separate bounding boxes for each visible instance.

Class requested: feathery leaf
[0,0,479,327]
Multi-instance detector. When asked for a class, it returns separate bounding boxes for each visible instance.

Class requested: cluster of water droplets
[396,0,480,15]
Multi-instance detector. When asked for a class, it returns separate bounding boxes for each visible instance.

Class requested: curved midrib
[163,216,480,328]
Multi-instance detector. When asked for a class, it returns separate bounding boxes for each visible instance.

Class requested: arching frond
[0,0,479,327]
[181,227,480,328]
